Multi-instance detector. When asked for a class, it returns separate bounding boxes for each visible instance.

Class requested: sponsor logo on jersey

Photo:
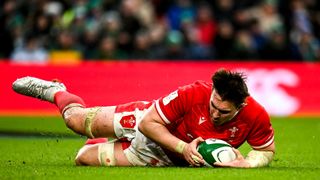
[163,90,178,105]
[198,116,206,125]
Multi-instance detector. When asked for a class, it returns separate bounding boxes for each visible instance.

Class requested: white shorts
[125,130,174,166]
[113,101,150,141]
[112,101,173,166]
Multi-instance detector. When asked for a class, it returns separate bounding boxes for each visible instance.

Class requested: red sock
[54,91,86,113]
[85,138,108,145]
[85,138,131,150]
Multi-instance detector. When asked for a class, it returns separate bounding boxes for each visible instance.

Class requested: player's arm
[138,104,205,166]
[214,142,275,168]
[215,107,276,168]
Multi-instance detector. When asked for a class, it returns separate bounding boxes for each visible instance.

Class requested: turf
[0,116,319,179]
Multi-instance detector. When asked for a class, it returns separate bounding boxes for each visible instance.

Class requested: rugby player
[12,69,275,168]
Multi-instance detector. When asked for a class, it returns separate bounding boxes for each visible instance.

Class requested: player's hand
[213,148,251,168]
[182,137,205,167]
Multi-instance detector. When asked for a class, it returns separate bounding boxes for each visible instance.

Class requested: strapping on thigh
[85,107,101,138]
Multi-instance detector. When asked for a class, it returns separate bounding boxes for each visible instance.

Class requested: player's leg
[12,77,118,138]
[75,138,132,166]
[61,103,117,138]
[55,92,152,139]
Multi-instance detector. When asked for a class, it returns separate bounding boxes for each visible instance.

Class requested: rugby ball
[197,138,236,167]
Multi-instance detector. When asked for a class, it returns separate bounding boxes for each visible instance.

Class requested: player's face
[209,89,240,126]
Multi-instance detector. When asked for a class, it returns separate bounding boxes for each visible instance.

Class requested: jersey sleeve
[155,84,194,124]
[247,110,275,149]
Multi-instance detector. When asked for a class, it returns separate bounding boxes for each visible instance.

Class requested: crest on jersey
[229,126,239,138]
[120,114,136,128]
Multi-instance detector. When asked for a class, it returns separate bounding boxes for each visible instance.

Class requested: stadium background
[1,0,320,116]
[1,0,320,179]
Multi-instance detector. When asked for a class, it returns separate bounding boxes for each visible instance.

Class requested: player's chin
[213,120,223,126]
[214,118,230,126]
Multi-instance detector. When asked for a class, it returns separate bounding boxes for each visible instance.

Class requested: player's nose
[211,109,220,119]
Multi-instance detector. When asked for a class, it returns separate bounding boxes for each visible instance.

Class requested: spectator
[80,28,100,60]
[248,19,267,52]
[0,0,18,58]
[93,35,128,60]
[259,30,296,61]
[101,11,121,38]
[290,0,314,44]
[184,26,214,60]
[28,13,54,49]
[49,29,82,52]
[194,4,217,46]
[118,0,144,53]
[11,33,48,64]
[214,20,236,60]
[48,29,83,64]
[130,29,153,59]
[232,8,254,30]
[251,2,284,38]
[162,30,187,60]
[0,0,320,62]
[230,30,259,60]
[166,0,196,31]
[307,0,320,40]
[212,0,236,22]
[148,23,167,59]
[294,32,320,61]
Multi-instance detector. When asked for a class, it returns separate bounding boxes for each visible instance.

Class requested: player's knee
[75,142,117,166]
[63,108,85,132]
[75,145,99,166]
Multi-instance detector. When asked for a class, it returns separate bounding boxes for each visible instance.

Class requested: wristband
[245,150,274,168]
[175,140,187,154]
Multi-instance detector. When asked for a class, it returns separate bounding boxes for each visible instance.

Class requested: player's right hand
[182,137,205,166]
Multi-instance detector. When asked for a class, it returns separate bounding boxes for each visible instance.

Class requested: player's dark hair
[211,68,249,108]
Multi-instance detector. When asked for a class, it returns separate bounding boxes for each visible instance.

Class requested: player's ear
[238,103,247,110]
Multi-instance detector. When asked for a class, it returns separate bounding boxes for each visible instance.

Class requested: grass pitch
[0,116,319,179]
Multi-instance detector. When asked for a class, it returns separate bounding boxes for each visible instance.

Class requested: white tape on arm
[245,150,274,168]
[175,140,187,154]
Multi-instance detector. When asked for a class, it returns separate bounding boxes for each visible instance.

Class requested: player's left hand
[213,148,251,168]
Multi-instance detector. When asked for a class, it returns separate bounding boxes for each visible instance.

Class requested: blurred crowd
[1,0,320,63]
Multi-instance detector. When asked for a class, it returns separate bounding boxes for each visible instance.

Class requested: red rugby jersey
[155,80,274,150]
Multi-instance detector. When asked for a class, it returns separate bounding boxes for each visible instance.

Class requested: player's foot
[12,76,66,102]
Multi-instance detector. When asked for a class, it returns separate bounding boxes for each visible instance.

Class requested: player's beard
[213,117,228,126]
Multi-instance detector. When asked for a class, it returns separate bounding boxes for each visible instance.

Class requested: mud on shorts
[113,101,174,166]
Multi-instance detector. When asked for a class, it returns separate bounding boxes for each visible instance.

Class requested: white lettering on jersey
[163,90,178,105]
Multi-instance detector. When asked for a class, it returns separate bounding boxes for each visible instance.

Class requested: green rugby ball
[197,138,236,167]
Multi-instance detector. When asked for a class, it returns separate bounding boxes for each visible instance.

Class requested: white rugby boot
[12,76,66,102]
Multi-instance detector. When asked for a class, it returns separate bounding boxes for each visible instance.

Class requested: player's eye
[211,102,231,114]
[219,110,230,115]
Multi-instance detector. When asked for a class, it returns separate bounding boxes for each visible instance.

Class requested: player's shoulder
[194,80,212,88]
[241,96,270,120]
[176,80,212,104]
[245,96,265,110]
[179,80,212,92]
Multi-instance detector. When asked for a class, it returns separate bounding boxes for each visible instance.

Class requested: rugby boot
[12,76,66,102]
